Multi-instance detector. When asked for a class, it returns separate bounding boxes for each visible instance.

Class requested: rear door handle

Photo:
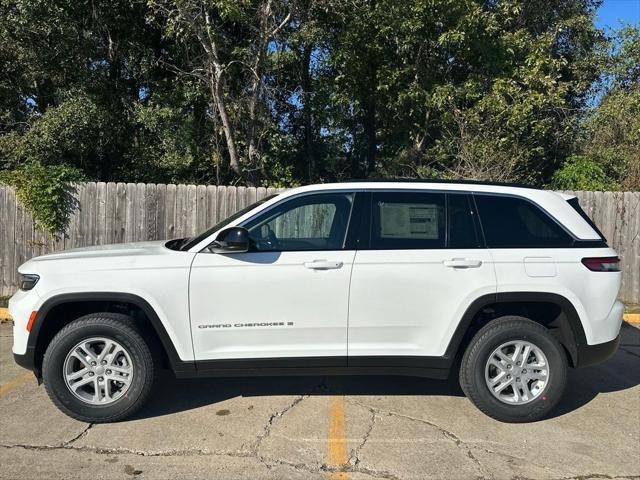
[443,258,482,269]
[304,260,343,270]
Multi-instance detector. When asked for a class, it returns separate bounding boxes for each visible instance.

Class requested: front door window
[243,193,354,251]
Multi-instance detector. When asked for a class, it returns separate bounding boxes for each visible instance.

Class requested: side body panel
[348,248,497,358]
[189,250,355,361]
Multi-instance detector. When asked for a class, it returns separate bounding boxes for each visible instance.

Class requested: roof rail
[342,178,540,189]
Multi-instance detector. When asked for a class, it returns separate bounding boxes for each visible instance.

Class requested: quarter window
[243,193,354,251]
[475,194,573,248]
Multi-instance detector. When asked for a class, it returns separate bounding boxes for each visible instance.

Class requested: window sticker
[379,203,439,239]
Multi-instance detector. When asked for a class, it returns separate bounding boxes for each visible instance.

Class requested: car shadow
[133,323,640,421]
[135,373,465,421]
[550,322,640,419]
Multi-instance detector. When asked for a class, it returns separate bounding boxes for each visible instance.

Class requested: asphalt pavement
[0,321,639,480]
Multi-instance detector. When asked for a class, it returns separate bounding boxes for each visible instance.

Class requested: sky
[596,0,639,29]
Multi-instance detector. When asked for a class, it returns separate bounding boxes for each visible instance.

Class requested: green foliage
[550,155,616,191]
[607,24,640,91]
[0,0,637,231]
[561,25,640,192]
[130,82,215,183]
[581,85,640,191]
[259,128,300,188]
[0,162,83,236]
[0,92,109,168]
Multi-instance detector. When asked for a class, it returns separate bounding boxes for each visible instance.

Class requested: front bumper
[574,334,620,368]
[13,348,36,372]
[9,288,40,356]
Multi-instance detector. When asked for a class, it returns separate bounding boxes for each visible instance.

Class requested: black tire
[459,316,567,423]
[43,313,156,423]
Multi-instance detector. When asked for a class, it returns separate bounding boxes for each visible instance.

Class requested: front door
[348,191,497,362]
[189,191,356,366]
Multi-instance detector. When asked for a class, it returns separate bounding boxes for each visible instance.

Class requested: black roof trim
[343,178,540,190]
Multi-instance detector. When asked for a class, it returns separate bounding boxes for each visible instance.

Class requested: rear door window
[448,194,480,249]
[474,194,573,248]
[370,192,446,249]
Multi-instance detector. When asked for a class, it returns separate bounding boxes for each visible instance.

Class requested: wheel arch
[446,292,587,368]
[27,292,195,377]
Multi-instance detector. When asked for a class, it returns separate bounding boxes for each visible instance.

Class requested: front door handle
[304,260,343,270]
[443,258,482,269]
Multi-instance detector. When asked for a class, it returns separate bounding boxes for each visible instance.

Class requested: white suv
[10,181,623,423]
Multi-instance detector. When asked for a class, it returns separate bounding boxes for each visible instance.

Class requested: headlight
[19,274,40,291]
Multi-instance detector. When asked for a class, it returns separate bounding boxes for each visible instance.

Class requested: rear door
[347,190,497,362]
[189,191,356,366]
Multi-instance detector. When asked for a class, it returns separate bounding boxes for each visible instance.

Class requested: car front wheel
[43,313,155,423]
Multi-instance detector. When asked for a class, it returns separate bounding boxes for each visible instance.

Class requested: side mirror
[208,226,250,254]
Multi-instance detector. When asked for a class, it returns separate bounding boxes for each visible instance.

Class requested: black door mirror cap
[208,226,250,253]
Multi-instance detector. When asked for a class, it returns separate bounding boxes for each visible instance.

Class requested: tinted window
[448,194,480,248]
[371,192,445,249]
[243,193,354,251]
[475,194,573,247]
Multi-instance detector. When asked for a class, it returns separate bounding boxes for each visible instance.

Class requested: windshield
[179,194,278,251]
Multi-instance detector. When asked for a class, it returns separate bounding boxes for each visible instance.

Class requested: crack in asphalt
[0,443,212,457]
[245,393,308,457]
[239,383,405,480]
[348,398,493,479]
[1,443,637,480]
[2,431,639,480]
[2,384,638,480]
[243,377,329,458]
[348,402,377,468]
[473,444,570,478]
[62,423,94,446]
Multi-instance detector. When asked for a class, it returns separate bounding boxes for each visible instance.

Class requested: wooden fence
[0,183,638,303]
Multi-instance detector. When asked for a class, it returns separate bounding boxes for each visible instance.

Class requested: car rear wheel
[459,316,567,423]
[43,313,155,423]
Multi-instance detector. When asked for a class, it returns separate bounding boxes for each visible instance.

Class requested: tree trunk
[246,0,274,182]
[363,0,377,176]
[302,43,316,181]
[363,94,376,176]
[210,73,241,176]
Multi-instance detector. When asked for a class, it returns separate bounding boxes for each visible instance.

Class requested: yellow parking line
[0,373,33,397]
[624,313,640,325]
[327,395,348,480]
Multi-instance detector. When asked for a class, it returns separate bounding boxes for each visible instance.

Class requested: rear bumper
[574,334,620,368]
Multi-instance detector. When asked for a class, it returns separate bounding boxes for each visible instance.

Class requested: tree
[149,0,291,181]
[0,0,629,195]
[581,25,640,190]
[554,25,640,191]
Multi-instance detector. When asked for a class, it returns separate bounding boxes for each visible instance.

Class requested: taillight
[581,257,620,272]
